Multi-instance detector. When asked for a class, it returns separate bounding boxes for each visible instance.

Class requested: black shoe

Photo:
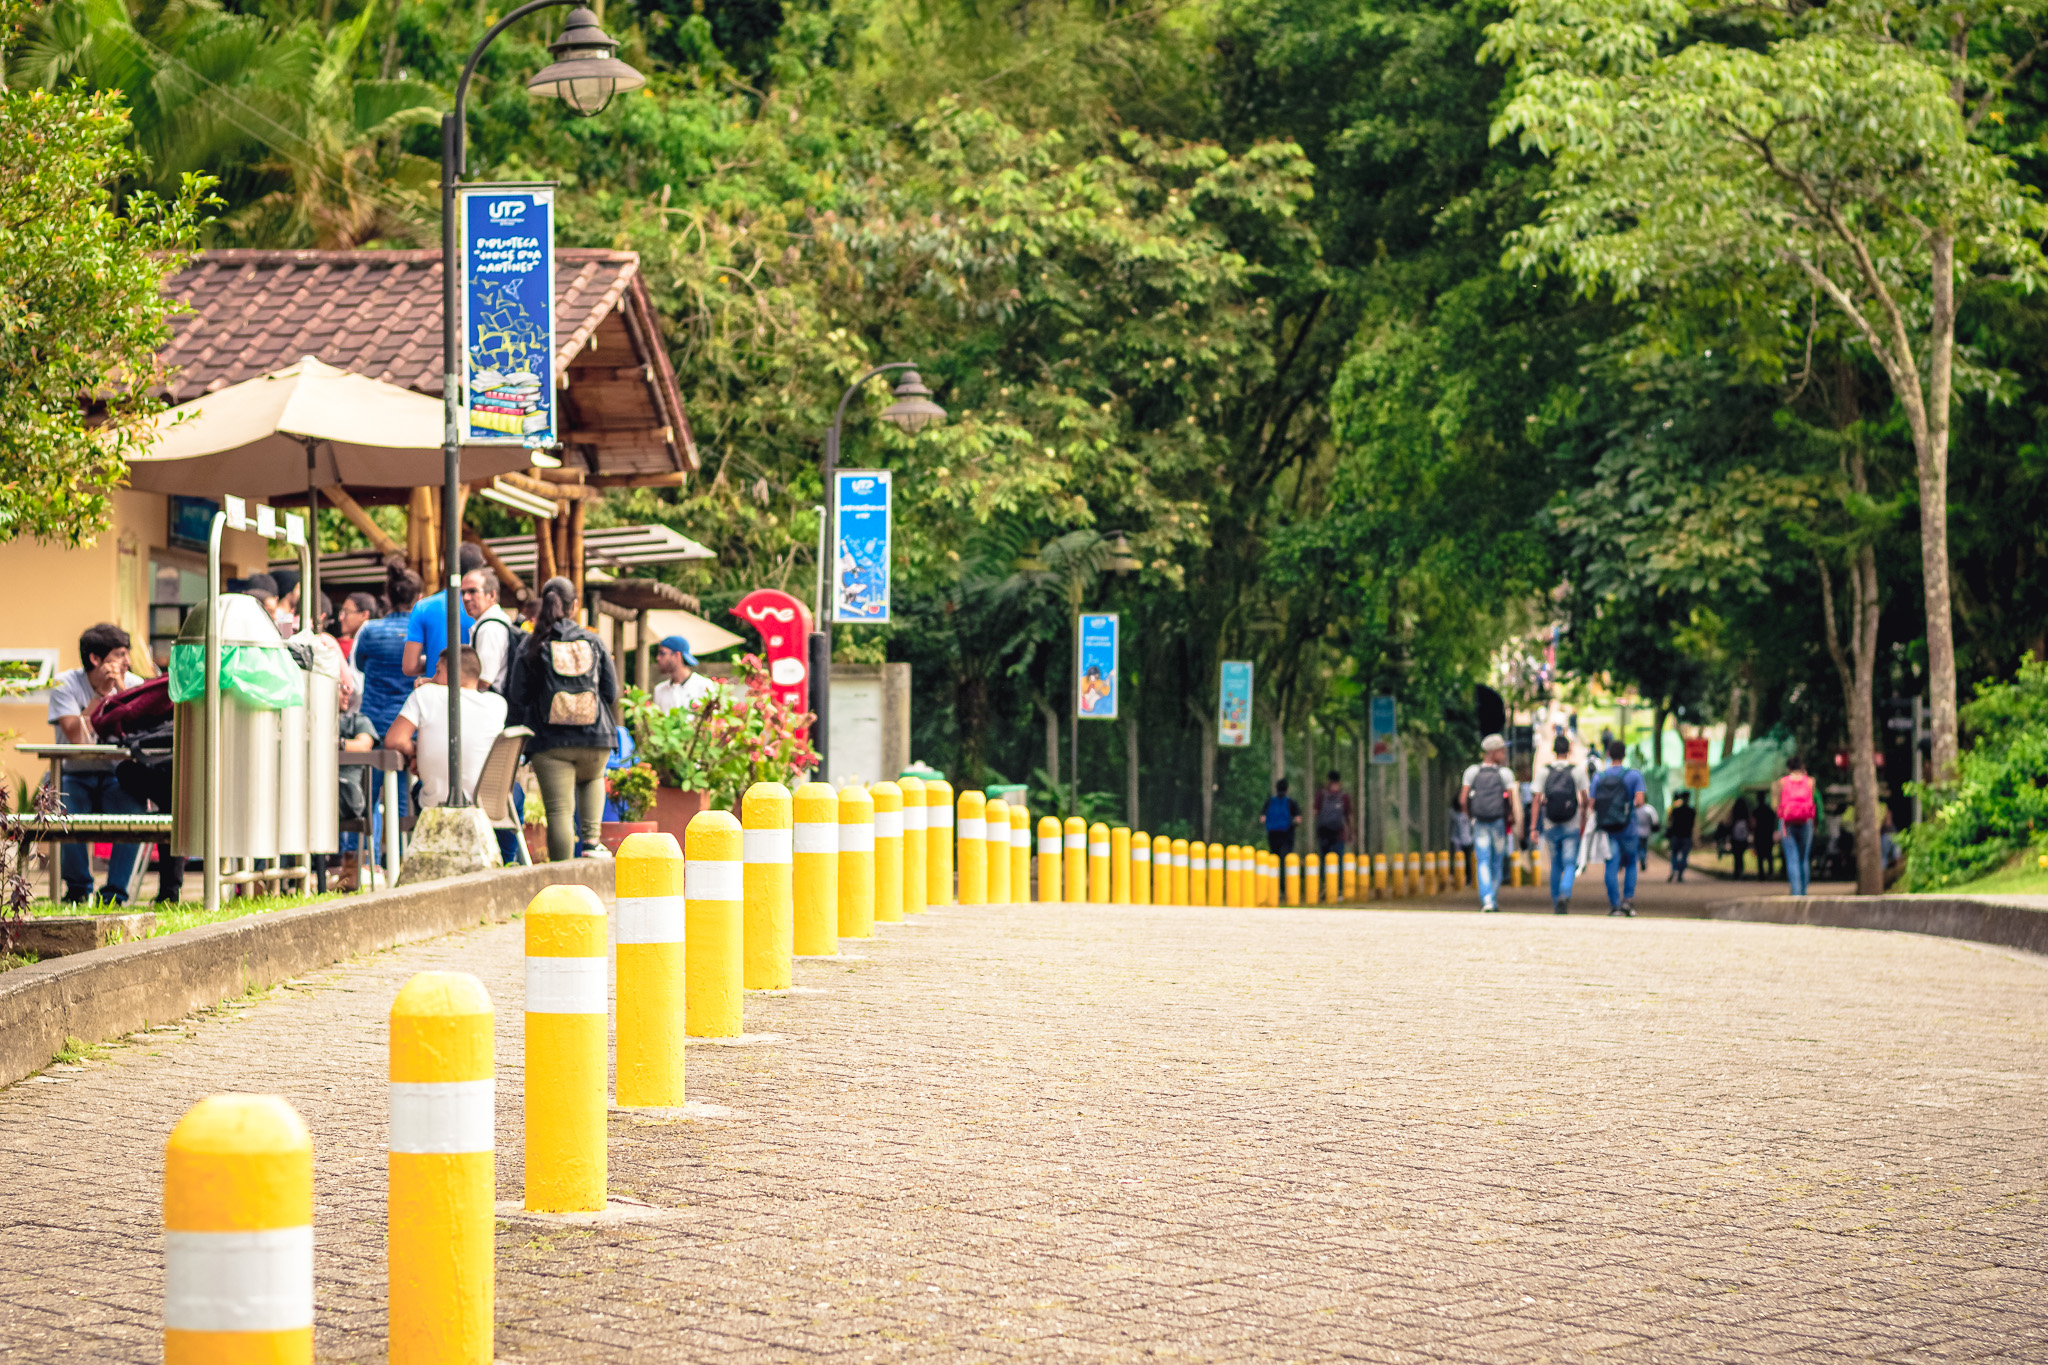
[1620,899,1635,917]
[1556,898,1569,915]
[1607,906,1622,916]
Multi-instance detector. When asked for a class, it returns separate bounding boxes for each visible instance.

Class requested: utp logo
[487,199,529,225]
[850,478,877,495]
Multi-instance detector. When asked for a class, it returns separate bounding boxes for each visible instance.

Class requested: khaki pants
[531,746,608,862]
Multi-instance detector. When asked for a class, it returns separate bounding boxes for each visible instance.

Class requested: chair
[474,726,533,866]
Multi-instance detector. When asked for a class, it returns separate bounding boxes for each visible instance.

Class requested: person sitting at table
[382,645,508,810]
[48,623,148,904]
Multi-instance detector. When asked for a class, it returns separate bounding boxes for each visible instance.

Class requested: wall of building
[0,490,270,791]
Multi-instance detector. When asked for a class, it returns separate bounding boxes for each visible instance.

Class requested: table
[339,749,407,890]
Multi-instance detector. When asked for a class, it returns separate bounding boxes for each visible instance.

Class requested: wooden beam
[537,468,587,485]
[567,426,669,445]
[588,471,690,489]
[569,499,586,607]
[499,470,592,502]
[535,514,558,585]
[320,485,399,555]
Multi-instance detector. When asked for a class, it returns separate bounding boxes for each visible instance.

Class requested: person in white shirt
[47,622,150,902]
[460,568,518,693]
[651,635,718,715]
[383,645,508,809]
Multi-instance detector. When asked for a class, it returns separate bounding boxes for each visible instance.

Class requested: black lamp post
[437,4,642,806]
[808,364,946,776]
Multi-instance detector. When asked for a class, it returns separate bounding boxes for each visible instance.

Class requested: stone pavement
[2,896,2045,1362]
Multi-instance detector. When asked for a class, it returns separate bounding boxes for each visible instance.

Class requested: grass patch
[23,891,339,937]
[51,1035,108,1066]
[1920,856,2048,899]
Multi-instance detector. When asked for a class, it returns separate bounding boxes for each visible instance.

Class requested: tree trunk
[1035,694,1059,790]
[1817,454,1887,896]
[1200,715,1216,841]
[1125,712,1140,831]
[1720,680,1743,761]
[1269,710,1285,784]
[1921,231,1959,780]
[1305,721,1317,800]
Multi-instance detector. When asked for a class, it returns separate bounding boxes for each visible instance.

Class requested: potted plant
[600,762,661,853]
[620,655,820,834]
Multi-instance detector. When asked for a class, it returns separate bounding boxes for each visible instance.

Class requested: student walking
[507,576,621,862]
[1633,800,1660,873]
[1535,734,1587,914]
[1263,779,1301,858]
[1665,794,1696,881]
[1728,797,1753,880]
[1753,797,1778,879]
[1592,739,1646,915]
[1771,756,1822,895]
[1313,771,1352,899]
[1459,734,1521,913]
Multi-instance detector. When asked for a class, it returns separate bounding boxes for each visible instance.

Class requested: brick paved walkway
[2,898,2045,1362]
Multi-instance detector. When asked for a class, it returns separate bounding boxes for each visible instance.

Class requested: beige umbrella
[127,356,533,496]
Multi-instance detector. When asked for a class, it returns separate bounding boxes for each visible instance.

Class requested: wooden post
[635,609,651,692]
[568,499,586,606]
[535,513,557,585]
[322,485,399,555]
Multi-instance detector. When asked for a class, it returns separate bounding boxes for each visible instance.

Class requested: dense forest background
[17,0,2048,844]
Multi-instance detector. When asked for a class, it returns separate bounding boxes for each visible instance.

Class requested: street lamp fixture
[435,0,644,812]
[526,7,644,116]
[878,370,947,434]
[1103,531,1141,574]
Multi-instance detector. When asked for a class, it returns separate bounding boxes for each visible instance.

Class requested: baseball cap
[1480,733,1507,752]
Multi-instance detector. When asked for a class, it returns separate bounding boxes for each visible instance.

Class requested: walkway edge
[0,862,612,1089]
[1705,892,2048,955]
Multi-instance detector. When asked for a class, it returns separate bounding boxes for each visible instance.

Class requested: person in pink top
[1771,755,1822,895]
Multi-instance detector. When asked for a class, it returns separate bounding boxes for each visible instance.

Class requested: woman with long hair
[505,576,619,860]
[356,560,419,740]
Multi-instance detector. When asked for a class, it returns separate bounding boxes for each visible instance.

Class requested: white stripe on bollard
[524,956,607,1014]
[744,828,794,863]
[958,817,987,840]
[1065,831,1086,850]
[837,825,875,853]
[875,809,903,839]
[1038,834,1060,855]
[614,894,685,945]
[794,822,837,854]
[1089,840,1109,857]
[686,860,744,900]
[164,1228,315,1333]
[388,1079,495,1154]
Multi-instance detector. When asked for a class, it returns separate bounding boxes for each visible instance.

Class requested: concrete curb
[1705,893,2048,955]
[0,860,612,1089]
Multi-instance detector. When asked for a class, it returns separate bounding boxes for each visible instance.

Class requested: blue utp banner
[457,185,556,447]
[1370,694,1399,764]
[833,470,893,623]
[1078,613,1119,720]
[1218,660,1252,747]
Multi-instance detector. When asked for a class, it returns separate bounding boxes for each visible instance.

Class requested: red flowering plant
[620,654,818,809]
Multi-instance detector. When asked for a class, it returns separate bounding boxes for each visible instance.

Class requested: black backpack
[1542,761,1579,825]
[1592,768,1633,832]
[1468,765,1508,822]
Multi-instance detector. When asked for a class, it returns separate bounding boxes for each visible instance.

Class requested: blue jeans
[1782,821,1815,895]
[1545,825,1579,902]
[59,771,143,903]
[1604,826,1641,907]
[1473,819,1508,907]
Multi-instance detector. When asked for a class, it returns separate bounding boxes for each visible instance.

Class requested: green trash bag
[168,643,305,710]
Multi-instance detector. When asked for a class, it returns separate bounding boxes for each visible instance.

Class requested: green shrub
[1902,656,2048,889]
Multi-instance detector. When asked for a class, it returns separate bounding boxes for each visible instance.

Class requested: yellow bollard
[1037,815,1063,901]
[898,775,928,917]
[984,797,1012,904]
[1082,822,1106,903]
[926,778,955,906]
[1111,826,1131,903]
[1170,837,1190,905]
[1132,829,1152,905]
[1508,846,1521,888]
[1253,849,1268,905]
[838,784,876,936]
[1207,844,1225,907]
[871,781,905,923]
[615,831,686,1106]
[1284,852,1301,905]
[1374,852,1389,897]
[524,882,607,1212]
[1150,834,1170,905]
[957,790,988,905]
[1306,849,1322,905]
[164,1094,313,1364]
[686,810,744,1038]
[389,972,494,1364]
[1266,850,1280,905]
[1058,815,1082,903]
[1225,846,1243,907]
[1325,852,1339,901]
[1010,803,1032,901]
[1343,852,1357,900]
[792,782,839,955]
[742,783,794,989]
[1248,847,1263,907]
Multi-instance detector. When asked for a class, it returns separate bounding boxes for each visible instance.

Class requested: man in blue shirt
[1593,738,1648,915]
[403,542,484,679]
[1262,779,1301,858]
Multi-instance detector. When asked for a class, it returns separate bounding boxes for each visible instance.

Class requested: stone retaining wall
[0,861,611,1088]
[1706,892,2048,956]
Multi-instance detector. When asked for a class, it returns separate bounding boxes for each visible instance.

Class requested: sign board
[1683,736,1710,789]
[1218,660,1252,747]
[1369,695,1398,765]
[827,675,884,788]
[731,589,814,723]
[832,470,892,623]
[1077,612,1119,720]
[457,185,557,447]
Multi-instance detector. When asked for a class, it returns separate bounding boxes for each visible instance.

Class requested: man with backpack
[1313,770,1353,898]
[1593,738,1647,915]
[1263,779,1301,859]
[1459,734,1521,912]
[461,568,517,694]
[1536,734,1588,914]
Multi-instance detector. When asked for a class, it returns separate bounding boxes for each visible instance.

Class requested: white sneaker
[579,844,613,860]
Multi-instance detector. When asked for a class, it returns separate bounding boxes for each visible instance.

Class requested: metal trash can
[170,595,300,860]
[276,634,341,858]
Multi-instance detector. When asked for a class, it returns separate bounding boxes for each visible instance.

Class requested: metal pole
[1070,602,1080,818]
[204,514,223,912]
